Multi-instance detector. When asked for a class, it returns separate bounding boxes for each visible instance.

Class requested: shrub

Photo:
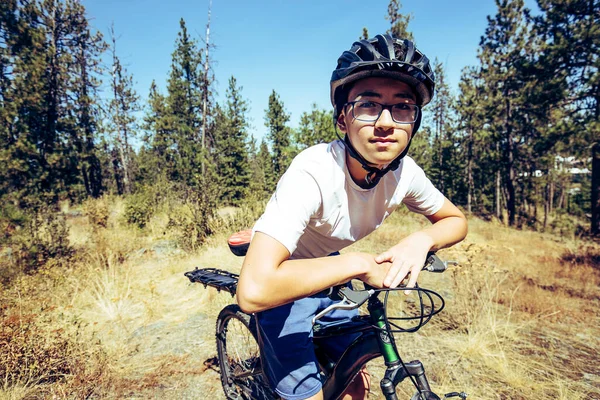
[124,191,155,229]
[0,203,27,246]
[211,199,266,234]
[167,187,216,252]
[549,210,576,237]
[82,197,110,229]
[0,206,73,282]
[0,313,106,389]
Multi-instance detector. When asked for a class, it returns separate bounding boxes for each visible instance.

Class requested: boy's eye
[394,103,411,111]
[357,101,378,109]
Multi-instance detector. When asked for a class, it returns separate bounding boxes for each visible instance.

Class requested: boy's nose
[374,108,395,130]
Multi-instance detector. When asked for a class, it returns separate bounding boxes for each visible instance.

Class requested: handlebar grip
[423,253,447,273]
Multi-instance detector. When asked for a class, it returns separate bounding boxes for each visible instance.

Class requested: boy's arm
[237,232,390,314]
[374,197,468,289]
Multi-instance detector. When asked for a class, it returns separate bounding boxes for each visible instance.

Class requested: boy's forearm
[421,215,468,251]
[237,252,369,314]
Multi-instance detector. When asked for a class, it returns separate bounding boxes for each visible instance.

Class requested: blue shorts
[256,285,359,400]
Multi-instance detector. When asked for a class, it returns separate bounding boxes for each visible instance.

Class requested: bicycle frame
[314,293,438,400]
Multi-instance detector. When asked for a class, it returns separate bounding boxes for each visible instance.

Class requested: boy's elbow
[236,281,266,314]
[460,213,468,239]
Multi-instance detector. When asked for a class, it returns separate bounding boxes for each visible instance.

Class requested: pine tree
[295,103,336,150]
[455,66,486,214]
[258,138,275,194]
[166,18,205,187]
[426,60,456,195]
[247,136,270,201]
[265,90,291,182]
[0,0,106,206]
[531,0,600,233]
[107,24,140,195]
[386,0,413,40]
[409,125,433,176]
[68,0,106,199]
[141,80,175,182]
[360,27,369,40]
[477,0,531,226]
[214,76,251,205]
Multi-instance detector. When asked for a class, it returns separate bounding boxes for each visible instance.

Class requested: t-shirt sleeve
[402,162,445,216]
[253,167,322,256]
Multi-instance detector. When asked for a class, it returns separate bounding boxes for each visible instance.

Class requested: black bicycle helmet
[330,34,436,188]
[331,34,435,119]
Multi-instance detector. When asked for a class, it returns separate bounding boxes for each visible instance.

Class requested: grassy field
[0,197,599,399]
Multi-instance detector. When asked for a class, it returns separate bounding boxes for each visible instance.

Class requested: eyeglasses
[344,101,420,124]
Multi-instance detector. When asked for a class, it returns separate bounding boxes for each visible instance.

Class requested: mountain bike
[184,231,468,400]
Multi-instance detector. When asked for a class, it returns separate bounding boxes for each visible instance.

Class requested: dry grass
[1,199,599,399]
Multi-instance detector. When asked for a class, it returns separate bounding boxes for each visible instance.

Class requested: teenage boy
[237,34,468,400]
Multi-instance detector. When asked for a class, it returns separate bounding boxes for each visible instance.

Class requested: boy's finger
[404,268,420,295]
[387,261,411,288]
[383,260,404,287]
[375,252,391,263]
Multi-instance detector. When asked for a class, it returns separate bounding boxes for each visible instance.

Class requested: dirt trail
[85,237,240,399]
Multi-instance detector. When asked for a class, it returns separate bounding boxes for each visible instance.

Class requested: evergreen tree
[258,138,275,194]
[426,60,456,196]
[409,125,434,176]
[107,24,139,195]
[166,18,205,187]
[386,0,413,40]
[140,80,175,182]
[68,0,106,199]
[360,27,369,40]
[0,0,106,207]
[295,103,336,150]
[214,76,251,205]
[247,136,271,200]
[265,90,291,182]
[531,0,600,233]
[455,66,486,214]
[477,0,531,226]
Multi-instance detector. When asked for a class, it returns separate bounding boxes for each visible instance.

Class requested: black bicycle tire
[216,304,278,400]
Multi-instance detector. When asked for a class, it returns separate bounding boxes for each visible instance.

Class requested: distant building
[554,155,591,176]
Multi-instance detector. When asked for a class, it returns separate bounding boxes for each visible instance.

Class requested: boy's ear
[336,112,347,133]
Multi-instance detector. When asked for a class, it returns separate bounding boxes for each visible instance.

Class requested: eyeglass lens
[352,101,418,123]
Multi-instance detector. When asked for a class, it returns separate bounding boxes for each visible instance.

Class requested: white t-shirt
[253,140,445,260]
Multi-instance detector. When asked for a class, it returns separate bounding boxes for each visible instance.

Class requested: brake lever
[422,254,458,273]
[312,287,374,325]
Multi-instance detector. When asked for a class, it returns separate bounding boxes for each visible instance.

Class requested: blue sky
[84,0,538,142]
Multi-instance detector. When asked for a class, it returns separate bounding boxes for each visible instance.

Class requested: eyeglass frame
[343,100,420,124]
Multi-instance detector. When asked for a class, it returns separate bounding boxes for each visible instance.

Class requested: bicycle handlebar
[312,254,455,325]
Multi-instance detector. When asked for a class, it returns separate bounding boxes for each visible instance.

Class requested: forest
[1,0,599,271]
[0,1,599,398]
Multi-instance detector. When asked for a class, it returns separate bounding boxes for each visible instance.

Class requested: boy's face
[337,77,416,168]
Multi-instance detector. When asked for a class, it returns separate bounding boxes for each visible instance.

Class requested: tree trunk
[505,98,516,227]
[117,136,130,194]
[496,169,501,221]
[112,148,123,195]
[534,183,538,224]
[467,127,473,214]
[549,178,554,213]
[592,142,600,235]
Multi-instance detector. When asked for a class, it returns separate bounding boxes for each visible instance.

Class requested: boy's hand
[374,231,434,290]
[353,252,391,288]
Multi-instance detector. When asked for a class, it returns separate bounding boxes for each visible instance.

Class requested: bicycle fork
[368,297,466,400]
